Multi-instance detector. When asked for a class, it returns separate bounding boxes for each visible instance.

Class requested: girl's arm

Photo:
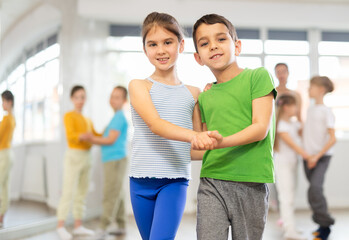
[207,92,274,149]
[129,79,216,149]
[191,123,208,160]
[278,132,309,159]
[307,128,336,169]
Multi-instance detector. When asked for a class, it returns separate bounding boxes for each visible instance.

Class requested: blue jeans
[130,177,189,240]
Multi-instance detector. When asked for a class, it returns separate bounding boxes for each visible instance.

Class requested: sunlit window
[1,34,60,144]
[319,41,349,133]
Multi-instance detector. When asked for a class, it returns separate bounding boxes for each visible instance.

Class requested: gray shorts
[197,178,269,240]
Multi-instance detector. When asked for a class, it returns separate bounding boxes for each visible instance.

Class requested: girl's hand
[203,83,213,92]
[191,131,222,150]
[80,132,93,142]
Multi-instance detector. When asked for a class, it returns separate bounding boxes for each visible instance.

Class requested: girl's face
[283,104,297,117]
[143,26,184,71]
[2,98,12,111]
[71,89,86,111]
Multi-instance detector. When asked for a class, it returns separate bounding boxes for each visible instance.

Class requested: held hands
[305,154,321,169]
[191,131,223,150]
[79,132,93,142]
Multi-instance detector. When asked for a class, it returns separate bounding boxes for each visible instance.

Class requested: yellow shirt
[64,111,101,150]
[0,114,16,150]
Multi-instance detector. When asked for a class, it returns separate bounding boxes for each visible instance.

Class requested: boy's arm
[278,132,309,159]
[307,128,336,169]
[215,92,274,148]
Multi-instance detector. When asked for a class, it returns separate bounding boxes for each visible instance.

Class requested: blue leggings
[130,177,189,240]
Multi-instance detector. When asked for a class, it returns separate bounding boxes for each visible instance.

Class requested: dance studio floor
[20,209,349,240]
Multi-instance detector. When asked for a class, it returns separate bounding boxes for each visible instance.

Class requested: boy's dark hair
[1,90,14,107]
[114,85,128,100]
[275,63,289,72]
[142,12,184,47]
[310,76,334,93]
[192,14,238,52]
[70,85,85,97]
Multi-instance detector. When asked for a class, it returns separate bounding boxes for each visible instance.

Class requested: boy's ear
[234,39,242,56]
[194,52,204,66]
[179,39,184,53]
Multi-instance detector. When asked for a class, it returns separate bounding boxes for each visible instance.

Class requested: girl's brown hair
[274,94,297,152]
[142,12,184,47]
[310,76,334,93]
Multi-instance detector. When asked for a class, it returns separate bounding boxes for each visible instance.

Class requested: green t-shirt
[198,67,277,183]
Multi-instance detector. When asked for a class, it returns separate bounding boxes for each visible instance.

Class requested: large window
[318,32,349,134]
[0,34,60,144]
[107,26,349,135]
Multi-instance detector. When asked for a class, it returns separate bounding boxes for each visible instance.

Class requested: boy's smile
[194,23,241,72]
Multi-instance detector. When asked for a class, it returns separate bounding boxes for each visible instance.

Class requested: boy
[0,90,16,228]
[303,76,336,240]
[82,86,129,236]
[192,14,277,240]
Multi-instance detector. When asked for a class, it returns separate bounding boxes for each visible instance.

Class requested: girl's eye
[165,41,172,45]
[149,43,156,47]
[200,42,208,47]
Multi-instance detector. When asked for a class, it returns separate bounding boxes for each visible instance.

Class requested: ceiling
[1,0,349,40]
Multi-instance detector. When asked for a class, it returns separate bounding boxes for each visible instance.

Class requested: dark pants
[303,155,335,227]
[197,178,269,240]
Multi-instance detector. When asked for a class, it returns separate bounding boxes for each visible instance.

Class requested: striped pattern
[130,78,195,179]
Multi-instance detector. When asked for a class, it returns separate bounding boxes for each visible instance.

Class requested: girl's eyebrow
[146,37,175,44]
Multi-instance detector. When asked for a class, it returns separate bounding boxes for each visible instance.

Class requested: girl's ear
[194,52,204,66]
[179,39,185,53]
[234,39,242,56]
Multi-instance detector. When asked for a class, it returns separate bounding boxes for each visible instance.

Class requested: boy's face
[308,83,325,98]
[194,23,241,72]
[110,88,126,111]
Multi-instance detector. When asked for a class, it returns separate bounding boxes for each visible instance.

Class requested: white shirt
[303,104,335,155]
[275,119,301,160]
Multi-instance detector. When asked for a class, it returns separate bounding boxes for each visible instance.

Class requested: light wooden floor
[21,209,349,240]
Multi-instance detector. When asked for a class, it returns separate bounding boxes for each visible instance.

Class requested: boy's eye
[200,42,208,47]
[218,38,226,42]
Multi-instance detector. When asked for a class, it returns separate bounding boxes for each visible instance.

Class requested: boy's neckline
[212,68,247,87]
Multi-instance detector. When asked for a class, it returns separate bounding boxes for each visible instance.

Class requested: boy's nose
[210,43,218,51]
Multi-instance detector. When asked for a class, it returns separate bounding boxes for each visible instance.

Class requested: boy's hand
[191,131,222,150]
[203,83,213,92]
[307,154,321,169]
[208,130,223,146]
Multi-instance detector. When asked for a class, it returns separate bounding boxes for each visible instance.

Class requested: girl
[128,12,221,240]
[303,76,336,240]
[274,94,308,240]
[0,90,16,228]
[56,85,101,240]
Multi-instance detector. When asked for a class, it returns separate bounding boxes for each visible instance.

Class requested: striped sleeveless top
[130,78,195,179]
